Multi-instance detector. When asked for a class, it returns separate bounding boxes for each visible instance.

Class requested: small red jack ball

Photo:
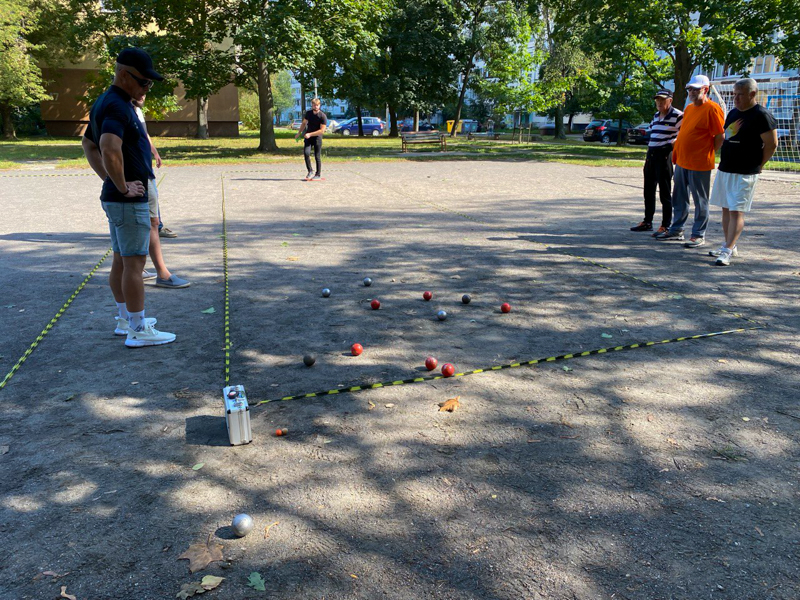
[441,363,455,377]
[351,343,363,356]
[422,291,432,301]
[275,428,288,436]
[425,356,438,371]
[501,303,511,313]
[371,299,381,310]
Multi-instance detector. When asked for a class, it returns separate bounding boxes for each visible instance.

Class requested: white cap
[686,75,710,89]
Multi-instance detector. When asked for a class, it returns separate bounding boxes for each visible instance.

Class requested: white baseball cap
[686,75,710,89]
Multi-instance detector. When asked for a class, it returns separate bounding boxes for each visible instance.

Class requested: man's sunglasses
[126,70,154,90]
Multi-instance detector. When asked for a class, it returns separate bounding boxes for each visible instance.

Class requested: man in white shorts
[708,78,778,266]
[132,98,190,287]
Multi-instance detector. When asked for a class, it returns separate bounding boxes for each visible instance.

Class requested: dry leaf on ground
[264,521,279,539]
[200,575,224,590]
[176,582,205,599]
[438,396,460,412]
[178,535,224,573]
[60,586,77,600]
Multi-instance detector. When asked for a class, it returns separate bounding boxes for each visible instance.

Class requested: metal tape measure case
[223,385,252,445]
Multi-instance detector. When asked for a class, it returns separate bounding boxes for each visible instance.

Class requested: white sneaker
[114,316,157,336]
[125,322,176,347]
[715,248,733,266]
[142,269,157,280]
[709,245,738,258]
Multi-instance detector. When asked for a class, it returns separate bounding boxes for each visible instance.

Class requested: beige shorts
[710,170,758,212]
[147,178,159,218]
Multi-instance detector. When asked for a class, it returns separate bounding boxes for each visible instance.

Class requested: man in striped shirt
[631,89,683,235]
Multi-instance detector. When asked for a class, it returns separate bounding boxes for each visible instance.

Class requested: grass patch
[2,129,651,170]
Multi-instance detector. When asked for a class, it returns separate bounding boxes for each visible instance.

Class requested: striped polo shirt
[648,106,683,148]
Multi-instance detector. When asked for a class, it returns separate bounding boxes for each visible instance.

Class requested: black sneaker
[630,221,653,232]
[655,230,684,241]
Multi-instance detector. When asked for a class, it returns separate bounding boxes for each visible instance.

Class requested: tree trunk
[413,109,419,132]
[256,59,278,152]
[673,41,693,109]
[356,105,364,137]
[300,80,306,115]
[451,65,473,138]
[1,104,16,140]
[196,97,209,139]
[388,104,398,137]
[567,112,575,132]
[617,115,625,146]
[554,104,566,139]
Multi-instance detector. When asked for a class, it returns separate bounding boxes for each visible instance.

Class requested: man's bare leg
[121,255,147,312]
[721,208,730,243]
[725,210,745,250]
[109,252,125,303]
[148,217,172,280]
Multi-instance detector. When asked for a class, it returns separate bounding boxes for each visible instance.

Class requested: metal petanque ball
[462,294,471,304]
[303,354,316,367]
[363,277,372,287]
[437,310,447,321]
[231,513,255,537]
[322,288,331,297]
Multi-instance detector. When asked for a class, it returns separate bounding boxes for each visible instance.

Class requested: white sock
[128,309,145,331]
[116,302,128,321]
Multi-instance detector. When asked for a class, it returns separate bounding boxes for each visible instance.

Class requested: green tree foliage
[238,71,294,129]
[0,0,51,139]
[448,0,532,137]
[147,0,233,138]
[574,0,800,108]
[227,0,325,150]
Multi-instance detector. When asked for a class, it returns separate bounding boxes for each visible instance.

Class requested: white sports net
[710,80,800,173]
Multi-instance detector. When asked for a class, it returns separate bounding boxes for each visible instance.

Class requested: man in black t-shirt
[295,98,327,180]
[82,47,176,347]
[708,78,778,266]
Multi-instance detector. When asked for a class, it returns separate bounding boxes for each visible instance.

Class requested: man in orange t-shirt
[655,75,725,247]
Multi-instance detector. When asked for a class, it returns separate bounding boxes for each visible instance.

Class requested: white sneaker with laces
[125,322,176,347]
[715,248,733,266]
[709,245,738,257]
[114,316,157,336]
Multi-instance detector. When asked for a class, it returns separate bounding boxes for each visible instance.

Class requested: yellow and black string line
[0,174,168,390]
[221,176,231,385]
[255,326,761,405]
[0,249,112,390]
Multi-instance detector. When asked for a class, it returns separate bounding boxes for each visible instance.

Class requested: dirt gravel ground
[1,159,799,600]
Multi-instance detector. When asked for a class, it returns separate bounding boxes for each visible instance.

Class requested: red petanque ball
[423,291,432,301]
[425,356,438,371]
[501,303,511,313]
[441,363,455,377]
[351,343,363,356]
[371,299,381,310]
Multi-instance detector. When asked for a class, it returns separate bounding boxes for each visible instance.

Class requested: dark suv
[583,119,634,144]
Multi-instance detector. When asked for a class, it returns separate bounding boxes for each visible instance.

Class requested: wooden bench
[401,131,447,152]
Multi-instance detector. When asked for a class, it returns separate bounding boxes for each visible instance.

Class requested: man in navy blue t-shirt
[82,48,176,347]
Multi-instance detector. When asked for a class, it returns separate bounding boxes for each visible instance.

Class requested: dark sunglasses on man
[126,69,154,90]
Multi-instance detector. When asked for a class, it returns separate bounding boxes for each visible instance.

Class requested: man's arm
[146,131,162,169]
[98,133,145,197]
[306,123,326,138]
[295,119,308,140]
[82,136,108,181]
[759,129,778,168]
[714,133,724,153]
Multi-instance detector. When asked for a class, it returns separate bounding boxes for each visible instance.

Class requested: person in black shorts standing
[295,98,327,180]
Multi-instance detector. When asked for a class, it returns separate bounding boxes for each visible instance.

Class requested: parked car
[627,122,651,145]
[327,119,341,132]
[337,116,385,136]
[290,119,303,130]
[583,119,634,144]
[399,122,437,132]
